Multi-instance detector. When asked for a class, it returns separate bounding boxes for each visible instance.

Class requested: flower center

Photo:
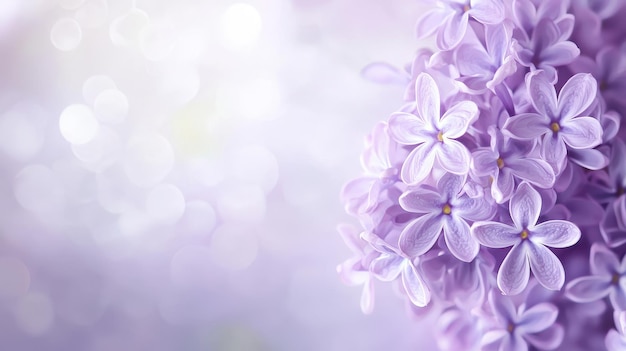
[442,203,452,215]
[497,158,504,169]
[507,323,515,333]
[520,229,529,240]
[437,131,444,142]
[550,122,560,133]
[463,4,470,12]
[613,274,620,284]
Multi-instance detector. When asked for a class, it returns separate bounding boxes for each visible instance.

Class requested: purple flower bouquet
[338,0,626,350]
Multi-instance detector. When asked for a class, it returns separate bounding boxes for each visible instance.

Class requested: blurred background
[0,0,437,349]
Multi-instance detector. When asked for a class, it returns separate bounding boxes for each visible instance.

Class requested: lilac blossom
[472,182,581,294]
[565,243,626,310]
[471,127,555,203]
[481,290,564,351]
[503,71,602,172]
[606,311,626,351]
[399,172,494,262]
[389,72,478,185]
[416,0,505,50]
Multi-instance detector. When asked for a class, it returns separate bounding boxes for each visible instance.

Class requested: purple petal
[455,195,496,221]
[527,242,565,291]
[526,70,558,118]
[560,116,603,149]
[399,188,442,213]
[557,73,597,121]
[503,113,549,139]
[398,213,443,258]
[540,133,567,172]
[498,242,530,295]
[601,201,626,248]
[415,72,441,126]
[456,44,493,77]
[443,216,479,262]
[564,197,604,227]
[590,243,620,276]
[504,333,528,351]
[540,41,580,67]
[415,8,449,38]
[493,168,515,203]
[485,22,509,59]
[360,278,374,314]
[518,302,558,333]
[437,11,469,50]
[437,172,465,200]
[606,329,626,351]
[609,289,626,310]
[402,261,431,307]
[488,289,517,323]
[616,311,626,335]
[469,0,505,24]
[341,177,376,215]
[530,220,580,248]
[472,221,520,248]
[471,148,498,176]
[400,143,436,185]
[569,148,609,170]
[524,324,564,350]
[388,112,431,145]
[506,158,555,188]
[439,101,478,139]
[436,140,471,175]
[510,182,541,229]
[565,276,613,302]
[513,0,536,34]
[370,254,403,281]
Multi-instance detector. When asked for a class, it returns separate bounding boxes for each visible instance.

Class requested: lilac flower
[472,182,581,294]
[361,231,431,307]
[481,290,564,351]
[503,71,603,172]
[389,72,478,185]
[471,127,555,203]
[416,0,505,50]
[399,173,494,262]
[606,311,626,351]
[565,243,626,310]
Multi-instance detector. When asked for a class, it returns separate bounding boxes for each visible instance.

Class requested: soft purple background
[0,0,438,350]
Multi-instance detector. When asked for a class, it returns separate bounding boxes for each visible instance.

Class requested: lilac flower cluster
[339,0,626,350]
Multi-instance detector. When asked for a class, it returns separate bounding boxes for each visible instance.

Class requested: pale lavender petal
[498,243,530,295]
[504,333,528,351]
[472,221,520,248]
[456,44,493,77]
[400,143,436,185]
[443,216,479,262]
[601,202,626,248]
[560,116,603,149]
[471,148,498,176]
[437,172,465,200]
[609,289,626,310]
[402,261,431,307]
[527,242,565,291]
[513,0,536,33]
[526,71,558,118]
[606,329,626,351]
[540,41,580,67]
[439,101,478,139]
[415,72,441,126]
[503,113,550,139]
[341,177,376,215]
[555,13,574,39]
[437,11,469,50]
[455,196,496,221]
[557,73,597,121]
[469,0,505,24]
[540,133,567,171]
[415,8,449,38]
[388,112,431,145]
[506,158,555,188]
[399,189,442,213]
[485,22,509,59]
[436,140,471,175]
[510,182,541,229]
[616,311,626,335]
[569,148,609,170]
[565,276,613,302]
[590,243,620,276]
[370,255,404,281]
[525,324,564,350]
[360,278,374,314]
[399,213,443,258]
[517,302,558,333]
[530,220,581,248]
[494,168,515,203]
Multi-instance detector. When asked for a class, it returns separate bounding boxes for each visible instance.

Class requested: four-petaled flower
[565,243,626,310]
[389,72,478,185]
[504,71,603,172]
[399,172,495,262]
[472,182,581,295]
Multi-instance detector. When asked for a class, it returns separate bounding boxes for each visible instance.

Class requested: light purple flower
[481,290,564,351]
[606,311,626,351]
[472,182,581,294]
[361,231,431,307]
[389,72,478,185]
[565,243,626,310]
[399,173,494,262]
[416,0,505,50]
[471,127,555,203]
[504,71,603,172]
